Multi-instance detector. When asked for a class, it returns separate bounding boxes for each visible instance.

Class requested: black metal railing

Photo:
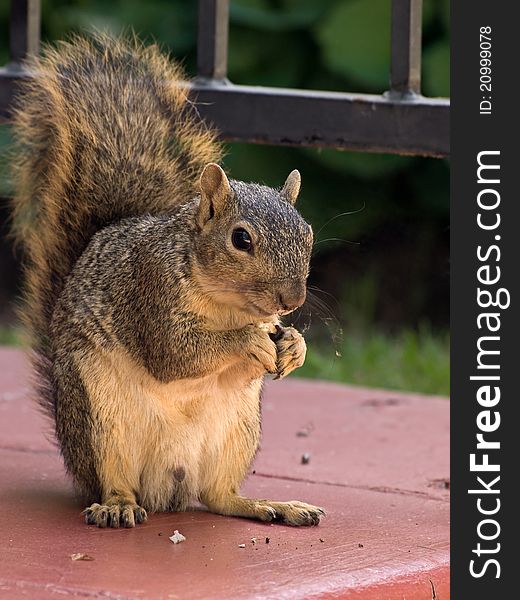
[0,0,449,157]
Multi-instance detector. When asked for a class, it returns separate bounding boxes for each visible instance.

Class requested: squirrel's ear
[281,169,301,205]
[198,163,231,228]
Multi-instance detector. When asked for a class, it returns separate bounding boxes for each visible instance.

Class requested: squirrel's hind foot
[83,501,148,528]
[204,494,325,527]
[254,500,325,526]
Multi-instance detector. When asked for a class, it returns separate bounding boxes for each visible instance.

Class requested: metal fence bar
[197,0,229,80]
[0,0,449,157]
[190,82,449,157]
[0,70,449,156]
[390,0,422,95]
[9,0,41,64]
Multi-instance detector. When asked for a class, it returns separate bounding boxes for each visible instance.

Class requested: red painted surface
[0,347,450,599]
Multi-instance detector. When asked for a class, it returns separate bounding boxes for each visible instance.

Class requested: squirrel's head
[193,163,313,319]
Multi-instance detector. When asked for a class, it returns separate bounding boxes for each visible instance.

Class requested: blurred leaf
[315,0,391,92]
[422,0,436,30]
[304,67,353,93]
[440,0,450,34]
[303,148,412,179]
[231,0,332,31]
[251,49,305,87]
[232,0,267,8]
[423,40,450,97]
[228,28,263,76]
[42,0,197,56]
[228,28,307,87]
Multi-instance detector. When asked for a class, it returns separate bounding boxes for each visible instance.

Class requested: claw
[83,501,147,528]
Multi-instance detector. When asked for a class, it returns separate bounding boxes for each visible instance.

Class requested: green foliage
[315,0,391,92]
[298,327,450,396]
[440,0,451,34]
[0,326,23,347]
[228,28,307,87]
[40,0,197,50]
[303,148,412,179]
[313,0,444,94]
[423,40,450,97]
[231,0,332,31]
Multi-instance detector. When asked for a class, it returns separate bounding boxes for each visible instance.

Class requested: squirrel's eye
[231,228,252,252]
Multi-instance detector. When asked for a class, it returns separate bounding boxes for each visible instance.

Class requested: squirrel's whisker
[314,204,366,238]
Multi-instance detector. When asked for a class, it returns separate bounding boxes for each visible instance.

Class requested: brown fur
[12,34,221,360]
[10,31,222,417]
[10,32,324,528]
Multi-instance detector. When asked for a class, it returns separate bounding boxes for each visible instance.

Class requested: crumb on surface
[70,553,94,561]
[169,530,186,544]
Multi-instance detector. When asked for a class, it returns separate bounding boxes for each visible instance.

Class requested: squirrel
[10,32,324,528]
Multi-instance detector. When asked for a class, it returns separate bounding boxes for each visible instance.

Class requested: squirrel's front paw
[83,501,147,528]
[273,326,307,379]
[243,325,278,375]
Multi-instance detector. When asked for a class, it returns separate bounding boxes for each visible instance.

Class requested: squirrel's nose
[278,285,306,313]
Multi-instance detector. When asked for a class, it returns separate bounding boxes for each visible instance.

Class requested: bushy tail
[10,32,222,417]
